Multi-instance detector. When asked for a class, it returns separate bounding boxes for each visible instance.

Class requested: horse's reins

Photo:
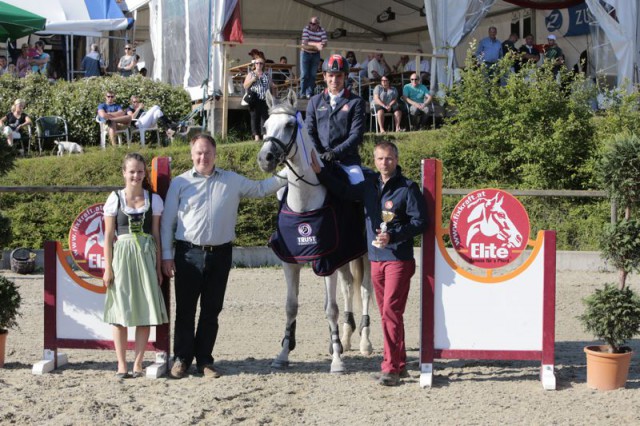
[264,111,321,187]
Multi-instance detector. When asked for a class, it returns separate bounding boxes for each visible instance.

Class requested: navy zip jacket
[317,165,427,261]
[306,88,365,166]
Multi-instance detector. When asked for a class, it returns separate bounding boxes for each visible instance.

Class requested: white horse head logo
[83,212,105,260]
[465,193,523,249]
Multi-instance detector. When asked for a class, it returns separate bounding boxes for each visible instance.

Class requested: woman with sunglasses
[242,53,275,141]
[117,45,138,77]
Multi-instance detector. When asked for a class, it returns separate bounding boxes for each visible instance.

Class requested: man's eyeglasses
[106,95,115,98]
[125,47,132,50]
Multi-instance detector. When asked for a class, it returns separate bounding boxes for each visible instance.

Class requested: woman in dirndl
[103,153,168,379]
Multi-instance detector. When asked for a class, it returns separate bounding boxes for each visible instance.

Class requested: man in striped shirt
[300,16,327,99]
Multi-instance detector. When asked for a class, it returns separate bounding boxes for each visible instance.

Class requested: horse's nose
[265,152,274,162]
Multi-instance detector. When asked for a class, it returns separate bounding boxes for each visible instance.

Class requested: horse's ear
[286,89,297,109]
[266,91,275,109]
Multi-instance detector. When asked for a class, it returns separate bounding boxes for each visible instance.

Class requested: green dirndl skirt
[103,233,168,327]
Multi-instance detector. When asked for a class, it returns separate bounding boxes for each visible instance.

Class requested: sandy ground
[1,267,639,425]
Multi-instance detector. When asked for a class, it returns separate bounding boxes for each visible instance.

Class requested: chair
[2,124,32,156]
[134,123,161,147]
[369,98,393,134]
[35,116,68,155]
[96,117,131,149]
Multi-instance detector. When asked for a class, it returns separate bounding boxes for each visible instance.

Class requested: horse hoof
[271,359,290,369]
[360,343,373,356]
[330,365,346,374]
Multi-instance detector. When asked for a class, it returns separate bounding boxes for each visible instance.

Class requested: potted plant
[579,132,640,390]
[0,275,21,368]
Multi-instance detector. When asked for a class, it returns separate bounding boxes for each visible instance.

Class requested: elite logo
[449,189,529,269]
[297,222,317,246]
[69,203,107,278]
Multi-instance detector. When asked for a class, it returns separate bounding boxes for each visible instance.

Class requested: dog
[54,140,84,156]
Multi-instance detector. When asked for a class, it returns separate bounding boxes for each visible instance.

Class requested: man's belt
[176,240,231,253]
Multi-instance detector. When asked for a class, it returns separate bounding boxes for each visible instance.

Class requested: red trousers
[371,259,415,374]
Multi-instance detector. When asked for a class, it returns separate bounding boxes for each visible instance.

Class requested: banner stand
[33,157,172,379]
[420,159,556,390]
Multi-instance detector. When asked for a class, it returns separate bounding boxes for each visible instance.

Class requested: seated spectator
[394,55,410,73]
[0,56,8,76]
[402,73,432,130]
[81,44,105,78]
[367,51,391,81]
[139,67,148,77]
[272,56,292,85]
[6,64,17,78]
[372,77,403,133]
[345,51,361,91]
[359,53,374,81]
[404,49,430,84]
[97,91,132,147]
[0,99,32,147]
[126,96,176,137]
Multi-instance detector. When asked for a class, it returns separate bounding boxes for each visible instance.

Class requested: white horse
[257,90,373,373]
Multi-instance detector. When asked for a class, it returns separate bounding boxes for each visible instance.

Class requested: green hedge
[0,73,191,147]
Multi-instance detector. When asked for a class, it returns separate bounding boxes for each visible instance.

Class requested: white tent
[5,0,130,37]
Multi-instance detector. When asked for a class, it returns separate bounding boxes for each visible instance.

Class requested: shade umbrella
[0,1,46,42]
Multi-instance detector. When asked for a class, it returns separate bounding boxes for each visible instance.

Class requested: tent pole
[222,47,228,138]
[66,36,71,81]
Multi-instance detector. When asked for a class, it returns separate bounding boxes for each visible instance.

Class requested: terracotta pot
[584,345,633,390]
[0,331,7,368]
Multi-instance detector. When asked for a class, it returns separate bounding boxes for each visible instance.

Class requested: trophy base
[372,241,383,248]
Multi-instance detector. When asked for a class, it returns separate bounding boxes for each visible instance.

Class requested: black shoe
[378,372,400,386]
[399,367,410,379]
[105,119,112,126]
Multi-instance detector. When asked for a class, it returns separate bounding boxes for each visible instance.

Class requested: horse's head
[257,90,298,173]
[487,195,523,248]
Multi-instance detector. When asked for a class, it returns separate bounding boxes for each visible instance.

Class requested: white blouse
[104,190,164,217]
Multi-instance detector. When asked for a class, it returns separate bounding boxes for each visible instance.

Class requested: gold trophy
[372,210,395,248]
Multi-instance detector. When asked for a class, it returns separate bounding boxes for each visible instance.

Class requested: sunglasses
[310,21,319,25]
[410,78,418,81]
[125,47,132,50]
[106,95,115,98]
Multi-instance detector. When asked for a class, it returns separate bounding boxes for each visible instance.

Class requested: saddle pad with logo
[269,191,366,276]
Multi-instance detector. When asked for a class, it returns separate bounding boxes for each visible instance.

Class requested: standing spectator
[243,55,275,141]
[161,134,286,379]
[402,73,432,130]
[118,44,138,77]
[0,99,32,147]
[102,153,168,379]
[29,40,50,75]
[310,141,427,386]
[97,91,132,147]
[0,56,8,76]
[475,26,503,68]
[367,51,391,81]
[81,44,105,78]
[502,33,519,72]
[299,16,327,99]
[359,53,374,81]
[544,34,565,77]
[307,54,365,175]
[16,44,31,78]
[518,34,540,70]
[372,77,403,133]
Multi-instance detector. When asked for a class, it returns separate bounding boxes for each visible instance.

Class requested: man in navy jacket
[306,54,365,171]
[311,141,427,386]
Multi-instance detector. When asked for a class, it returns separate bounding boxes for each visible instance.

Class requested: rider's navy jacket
[306,88,365,166]
[317,165,427,261]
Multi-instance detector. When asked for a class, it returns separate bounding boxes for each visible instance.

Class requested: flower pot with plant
[0,275,21,368]
[579,132,640,390]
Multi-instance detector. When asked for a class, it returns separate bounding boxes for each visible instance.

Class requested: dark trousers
[249,99,269,138]
[173,242,232,368]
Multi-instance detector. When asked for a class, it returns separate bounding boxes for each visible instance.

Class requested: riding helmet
[323,54,350,74]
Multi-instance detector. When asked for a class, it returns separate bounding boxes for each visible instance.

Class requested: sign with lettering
[544,4,594,37]
[68,203,107,280]
[449,189,530,269]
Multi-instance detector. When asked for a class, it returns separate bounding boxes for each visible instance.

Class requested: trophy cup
[372,210,395,248]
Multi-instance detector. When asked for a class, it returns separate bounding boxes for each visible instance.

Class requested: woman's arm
[102,215,116,287]
[152,215,163,286]
[243,71,256,90]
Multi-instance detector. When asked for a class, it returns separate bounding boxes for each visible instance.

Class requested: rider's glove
[320,150,336,162]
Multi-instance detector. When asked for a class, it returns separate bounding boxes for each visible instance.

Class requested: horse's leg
[339,263,356,351]
[272,263,301,369]
[325,273,345,374]
[358,254,373,355]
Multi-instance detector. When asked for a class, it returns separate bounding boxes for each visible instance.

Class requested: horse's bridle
[264,111,320,186]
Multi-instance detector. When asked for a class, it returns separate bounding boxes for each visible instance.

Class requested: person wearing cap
[118,44,138,77]
[544,34,565,77]
[306,54,366,179]
[300,17,327,99]
[475,26,503,67]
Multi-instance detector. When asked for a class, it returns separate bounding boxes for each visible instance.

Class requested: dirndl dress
[103,190,168,327]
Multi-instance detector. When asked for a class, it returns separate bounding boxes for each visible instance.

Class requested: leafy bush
[0,73,191,147]
[0,276,21,332]
[579,284,640,353]
[441,53,596,190]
